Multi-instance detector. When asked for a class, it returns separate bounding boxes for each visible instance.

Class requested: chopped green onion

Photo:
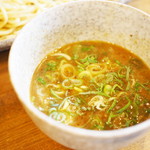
[80,55,98,64]
[111,84,123,94]
[106,112,119,125]
[77,65,85,72]
[45,74,52,80]
[81,47,91,52]
[49,101,54,105]
[133,94,140,116]
[126,81,130,91]
[46,61,57,71]
[134,82,150,92]
[103,85,112,95]
[105,73,115,83]
[72,54,79,60]
[75,60,85,71]
[50,89,63,99]
[51,104,59,107]
[115,60,122,66]
[81,106,87,111]
[81,45,94,52]
[97,91,110,97]
[87,107,91,111]
[37,77,46,85]
[117,97,131,113]
[73,44,82,52]
[96,83,104,92]
[146,108,150,114]
[107,99,117,113]
[93,124,104,130]
[49,108,57,113]
[125,66,131,81]
[125,120,132,127]
[57,56,63,59]
[118,68,125,78]
[79,91,110,97]
[76,98,82,104]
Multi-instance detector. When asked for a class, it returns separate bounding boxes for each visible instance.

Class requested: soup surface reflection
[30,41,150,130]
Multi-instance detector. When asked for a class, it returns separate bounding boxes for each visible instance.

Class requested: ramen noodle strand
[0,0,77,40]
[0,6,8,28]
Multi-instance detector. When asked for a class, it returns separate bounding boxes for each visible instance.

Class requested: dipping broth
[30,41,150,130]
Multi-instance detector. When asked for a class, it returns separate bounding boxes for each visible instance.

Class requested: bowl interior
[9,0,150,139]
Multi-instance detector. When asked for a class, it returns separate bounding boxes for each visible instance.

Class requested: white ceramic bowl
[9,1,150,150]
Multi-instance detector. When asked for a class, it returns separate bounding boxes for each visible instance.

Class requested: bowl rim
[9,0,150,138]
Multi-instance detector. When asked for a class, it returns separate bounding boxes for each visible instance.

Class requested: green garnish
[77,64,85,72]
[117,68,126,78]
[115,60,122,66]
[105,73,114,83]
[117,97,131,113]
[106,112,113,125]
[57,56,63,59]
[93,124,104,130]
[81,106,87,111]
[106,112,119,125]
[79,91,110,97]
[81,45,95,52]
[37,77,46,85]
[111,84,123,94]
[125,66,131,81]
[146,108,150,114]
[103,84,112,95]
[80,55,98,64]
[114,78,124,85]
[126,81,130,91]
[72,54,79,60]
[50,89,62,99]
[134,82,150,92]
[133,94,140,116]
[46,61,57,71]
[125,120,132,127]
[73,44,82,51]
[97,83,104,92]
[107,99,117,113]
[101,51,108,56]
[81,46,91,52]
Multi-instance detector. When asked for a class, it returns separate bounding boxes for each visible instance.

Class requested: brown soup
[30,41,150,130]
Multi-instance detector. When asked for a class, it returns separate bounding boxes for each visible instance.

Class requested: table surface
[0,0,150,150]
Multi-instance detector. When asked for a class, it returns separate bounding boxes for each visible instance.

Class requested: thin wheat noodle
[61,64,76,78]
[0,0,77,40]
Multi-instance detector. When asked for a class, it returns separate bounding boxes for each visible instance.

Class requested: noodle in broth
[30,41,150,130]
